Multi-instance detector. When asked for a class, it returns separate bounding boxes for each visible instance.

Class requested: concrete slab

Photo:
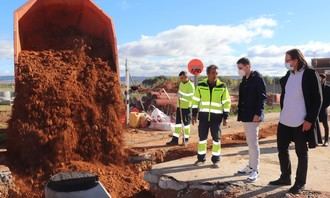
[145,136,330,196]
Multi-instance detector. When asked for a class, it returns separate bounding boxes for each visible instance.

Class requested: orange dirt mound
[10,161,151,198]
[7,39,124,170]
[5,33,151,197]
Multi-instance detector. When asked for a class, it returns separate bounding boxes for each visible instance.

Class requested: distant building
[312,58,330,82]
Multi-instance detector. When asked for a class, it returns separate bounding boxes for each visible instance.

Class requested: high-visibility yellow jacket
[192,78,231,121]
[177,80,195,109]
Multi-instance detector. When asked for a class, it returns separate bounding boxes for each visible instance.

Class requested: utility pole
[125,58,130,127]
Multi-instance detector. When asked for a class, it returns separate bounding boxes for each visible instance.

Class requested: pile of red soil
[10,161,151,198]
[4,38,153,198]
[222,124,278,145]
[129,124,278,163]
[7,41,124,169]
[154,80,179,93]
[3,17,155,195]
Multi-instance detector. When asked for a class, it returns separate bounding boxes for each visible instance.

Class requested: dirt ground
[125,113,280,163]
[8,160,152,198]
[146,134,330,198]
[1,109,330,197]
[1,103,152,198]
[4,30,133,197]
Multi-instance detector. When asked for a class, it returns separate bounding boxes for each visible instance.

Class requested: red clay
[10,161,151,198]
[5,37,149,197]
[8,39,124,170]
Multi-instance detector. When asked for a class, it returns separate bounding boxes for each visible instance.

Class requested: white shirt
[279,69,306,127]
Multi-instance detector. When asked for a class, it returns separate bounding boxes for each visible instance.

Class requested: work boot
[166,137,178,146]
[194,160,205,167]
[211,156,221,169]
[211,161,220,169]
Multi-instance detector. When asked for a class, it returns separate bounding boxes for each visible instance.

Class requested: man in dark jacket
[317,73,330,146]
[269,49,322,195]
[236,57,267,182]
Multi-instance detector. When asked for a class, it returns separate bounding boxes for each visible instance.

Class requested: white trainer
[247,170,259,182]
[237,165,253,175]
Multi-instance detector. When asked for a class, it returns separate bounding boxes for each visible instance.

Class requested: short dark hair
[206,65,218,74]
[179,71,187,76]
[237,57,250,65]
[286,49,308,70]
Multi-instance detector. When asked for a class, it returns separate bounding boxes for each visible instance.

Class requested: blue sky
[1,0,330,76]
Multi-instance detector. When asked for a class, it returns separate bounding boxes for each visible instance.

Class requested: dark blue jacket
[237,71,267,122]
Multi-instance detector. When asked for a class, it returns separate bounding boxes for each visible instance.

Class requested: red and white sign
[188,59,204,76]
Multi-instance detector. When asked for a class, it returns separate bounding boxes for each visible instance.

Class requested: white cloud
[244,17,277,30]
[119,17,278,76]
[120,17,277,58]
[248,42,330,58]
[119,15,330,77]
[0,40,13,60]
[245,41,330,76]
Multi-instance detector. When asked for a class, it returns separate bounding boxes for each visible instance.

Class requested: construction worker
[166,71,195,145]
[192,65,231,168]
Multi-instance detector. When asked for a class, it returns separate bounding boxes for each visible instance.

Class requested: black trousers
[317,108,329,143]
[277,123,308,186]
[315,119,323,144]
[322,120,329,143]
[197,113,222,163]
